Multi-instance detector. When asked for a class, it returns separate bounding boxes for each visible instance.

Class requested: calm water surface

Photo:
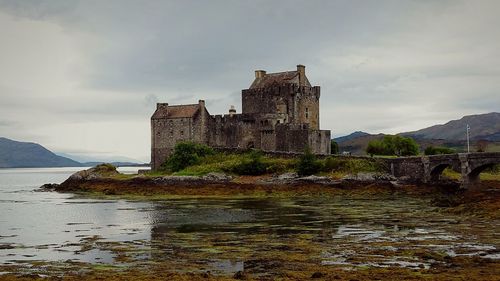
[0,167,498,274]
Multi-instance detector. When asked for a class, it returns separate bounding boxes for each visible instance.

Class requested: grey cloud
[0,0,499,159]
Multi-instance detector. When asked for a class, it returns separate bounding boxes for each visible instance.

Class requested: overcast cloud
[0,0,499,162]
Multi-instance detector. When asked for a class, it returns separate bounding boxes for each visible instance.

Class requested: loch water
[0,168,499,275]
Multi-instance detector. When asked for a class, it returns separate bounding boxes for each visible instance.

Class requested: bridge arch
[430,163,452,181]
[466,162,499,183]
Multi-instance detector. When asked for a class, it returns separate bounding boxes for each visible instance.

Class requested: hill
[0,137,81,168]
[333,131,370,143]
[336,112,500,155]
[402,112,500,141]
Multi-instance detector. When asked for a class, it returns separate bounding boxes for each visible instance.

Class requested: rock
[373,173,397,181]
[277,172,298,180]
[68,164,119,181]
[260,173,338,185]
[202,172,233,182]
[342,172,375,181]
[342,172,396,182]
[298,175,333,185]
[39,183,59,190]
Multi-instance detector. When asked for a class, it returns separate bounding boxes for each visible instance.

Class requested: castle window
[305,107,309,119]
[180,130,184,136]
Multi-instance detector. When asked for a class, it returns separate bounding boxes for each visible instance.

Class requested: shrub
[424,146,456,155]
[162,141,214,172]
[331,140,339,155]
[228,150,267,175]
[264,158,297,174]
[296,147,321,176]
[92,163,118,175]
[320,157,381,174]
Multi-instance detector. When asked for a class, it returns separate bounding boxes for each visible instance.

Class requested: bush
[162,141,214,172]
[227,150,267,175]
[92,163,118,175]
[424,146,456,155]
[296,147,321,176]
[331,140,339,155]
[263,158,297,174]
[366,135,419,156]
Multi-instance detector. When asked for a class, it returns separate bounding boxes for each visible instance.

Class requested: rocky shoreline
[40,165,464,198]
[40,165,409,191]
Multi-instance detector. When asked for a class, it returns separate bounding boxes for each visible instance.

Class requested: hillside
[402,112,500,141]
[333,131,370,143]
[0,137,81,168]
[336,112,500,155]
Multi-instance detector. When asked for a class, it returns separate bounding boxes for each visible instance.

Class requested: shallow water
[0,168,499,275]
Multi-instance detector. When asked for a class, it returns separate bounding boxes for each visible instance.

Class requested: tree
[366,139,386,157]
[297,146,321,176]
[424,146,455,155]
[330,140,339,155]
[365,135,419,156]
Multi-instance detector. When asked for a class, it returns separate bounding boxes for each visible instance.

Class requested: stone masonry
[151,65,331,170]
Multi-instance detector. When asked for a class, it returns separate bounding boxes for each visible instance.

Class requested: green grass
[485,143,500,152]
[173,152,296,176]
[441,166,500,181]
[319,157,383,174]
[143,151,385,178]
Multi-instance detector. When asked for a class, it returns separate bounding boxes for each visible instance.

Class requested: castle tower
[242,64,320,130]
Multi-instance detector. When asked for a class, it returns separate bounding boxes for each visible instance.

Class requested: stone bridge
[385,152,500,188]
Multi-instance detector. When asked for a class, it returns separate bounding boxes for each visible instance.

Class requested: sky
[0,0,499,162]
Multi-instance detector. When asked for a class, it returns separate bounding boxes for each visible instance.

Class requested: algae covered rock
[201,172,233,182]
[68,163,119,180]
[44,163,120,191]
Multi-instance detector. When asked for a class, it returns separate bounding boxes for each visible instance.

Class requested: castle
[151,65,331,170]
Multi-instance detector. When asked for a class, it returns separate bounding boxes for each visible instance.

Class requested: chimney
[255,70,266,78]
[297,64,305,86]
[157,103,168,110]
[229,105,236,116]
[198,100,205,108]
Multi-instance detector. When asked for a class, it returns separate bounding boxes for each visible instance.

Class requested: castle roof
[249,70,311,89]
[152,104,200,119]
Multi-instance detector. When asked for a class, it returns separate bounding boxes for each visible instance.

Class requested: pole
[466,124,470,153]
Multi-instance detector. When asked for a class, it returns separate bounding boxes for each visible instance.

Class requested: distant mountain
[336,133,384,154]
[402,112,500,141]
[333,131,370,143]
[81,161,148,167]
[336,112,500,155]
[56,152,144,164]
[0,137,81,168]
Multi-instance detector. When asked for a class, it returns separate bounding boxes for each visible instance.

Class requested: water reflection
[0,167,499,275]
